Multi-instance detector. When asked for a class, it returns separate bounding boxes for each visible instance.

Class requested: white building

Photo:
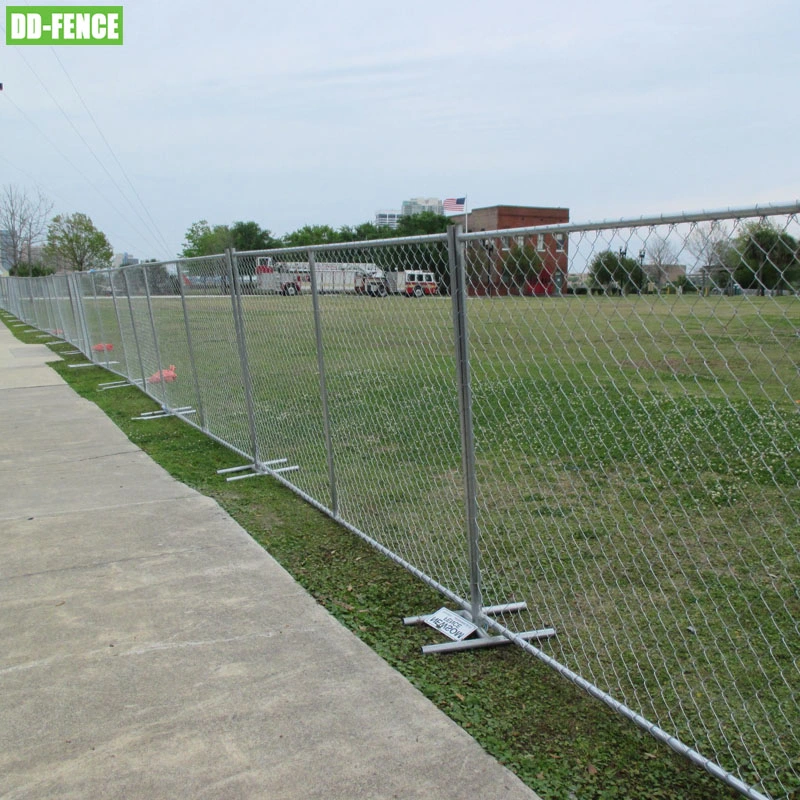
[375,197,444,229]
[401,197,443,216]
[375,211,402,230]
[113,252,139,268]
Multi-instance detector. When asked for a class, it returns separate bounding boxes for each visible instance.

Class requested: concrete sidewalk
[0,323,541,800]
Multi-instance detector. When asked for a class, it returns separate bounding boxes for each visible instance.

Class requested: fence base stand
[132,406,196,421]
[421,627,557,654]
[217,459,300,482]
[99,378,143,391]
[404,602,557,654]
[68,362,96,369]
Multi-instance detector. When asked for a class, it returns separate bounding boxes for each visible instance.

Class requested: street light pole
[638,248,649,293]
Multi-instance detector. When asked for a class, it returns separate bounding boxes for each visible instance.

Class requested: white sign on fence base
[424,607,477,642]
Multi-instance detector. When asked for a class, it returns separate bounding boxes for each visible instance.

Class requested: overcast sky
[1,0,798,259]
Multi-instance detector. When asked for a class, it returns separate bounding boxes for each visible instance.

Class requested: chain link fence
[1,203,798,800]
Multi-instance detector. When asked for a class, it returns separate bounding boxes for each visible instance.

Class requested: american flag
[443,197,466,212]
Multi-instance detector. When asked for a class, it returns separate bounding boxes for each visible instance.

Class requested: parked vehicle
[386,270,439,297]
[255,257,302,295]
[255,257,388,296]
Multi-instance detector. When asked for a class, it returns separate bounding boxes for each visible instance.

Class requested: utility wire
[1,89,165,256]
[0,150,155,257]
[48,48,175,256]
[2,44,168,257]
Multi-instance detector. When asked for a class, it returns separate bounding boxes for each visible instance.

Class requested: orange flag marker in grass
[147,365,177,384]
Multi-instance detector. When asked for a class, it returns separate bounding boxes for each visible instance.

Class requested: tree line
[0,183,453,275]
[179,212,450,258]
[5,182,797,296]
[0,185,113,276]
[587,221,800,295]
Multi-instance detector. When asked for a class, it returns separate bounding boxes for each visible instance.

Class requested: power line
[1,89,165,256]
[48,48,174,256]
[1,45,168,257]
[0,151,154,257]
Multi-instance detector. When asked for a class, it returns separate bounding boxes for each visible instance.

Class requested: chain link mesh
[1,206,797,800]
[173,255,252,454]
[235,239,470,596]
[461,210,799,800]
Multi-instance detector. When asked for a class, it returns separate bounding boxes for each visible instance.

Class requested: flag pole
[464,195,469,234]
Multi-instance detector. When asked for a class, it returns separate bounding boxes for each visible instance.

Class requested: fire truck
[255,258,302,295]
[386,270,439,297]
[255,258,389,296]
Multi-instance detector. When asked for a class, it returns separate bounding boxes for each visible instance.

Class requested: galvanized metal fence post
[89,272,111,369]
[108,271,131,377]
[47,276,60,335]
[448,224,484,627]
[71,273,92,357]
[308,250,339,516]
[48,275,67,340]
[225,248,261,466]
[41,276,56,334]
[176,263,206,430]
[142,266,169,408]
[64,273,81,348]
[122,269,149,390]
[26,278,35,325]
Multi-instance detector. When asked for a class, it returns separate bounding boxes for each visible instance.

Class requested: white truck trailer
[255,258,388,296]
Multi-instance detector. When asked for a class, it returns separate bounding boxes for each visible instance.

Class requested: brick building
[450,205,570,296]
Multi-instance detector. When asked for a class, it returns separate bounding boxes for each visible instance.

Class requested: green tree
[336,222,393,242]
[146,262,180,295]
[231,220,280,252]
[731,221,800,295]
[395,211,449,237]
[282,225,340,247]
[588,250,646,293]
[44,212,112,271]
[10,261,54,277]
[500,242,543,291]
[180,220,234,258]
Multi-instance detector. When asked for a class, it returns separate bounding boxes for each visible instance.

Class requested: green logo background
[6,6,124,45]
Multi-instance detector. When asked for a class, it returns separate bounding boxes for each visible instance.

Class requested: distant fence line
[2,203,798,800]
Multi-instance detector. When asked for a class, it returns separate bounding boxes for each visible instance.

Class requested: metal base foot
[99,378,144,391]
[132,406,196,421]
[217,459,300,482]
[405,601,556,654]
[421,627,556,654]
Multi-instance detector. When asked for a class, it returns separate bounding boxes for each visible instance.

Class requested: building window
[536,234,545,252]
[555,233,566,252]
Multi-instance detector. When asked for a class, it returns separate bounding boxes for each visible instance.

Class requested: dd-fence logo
[6,6,123,45]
